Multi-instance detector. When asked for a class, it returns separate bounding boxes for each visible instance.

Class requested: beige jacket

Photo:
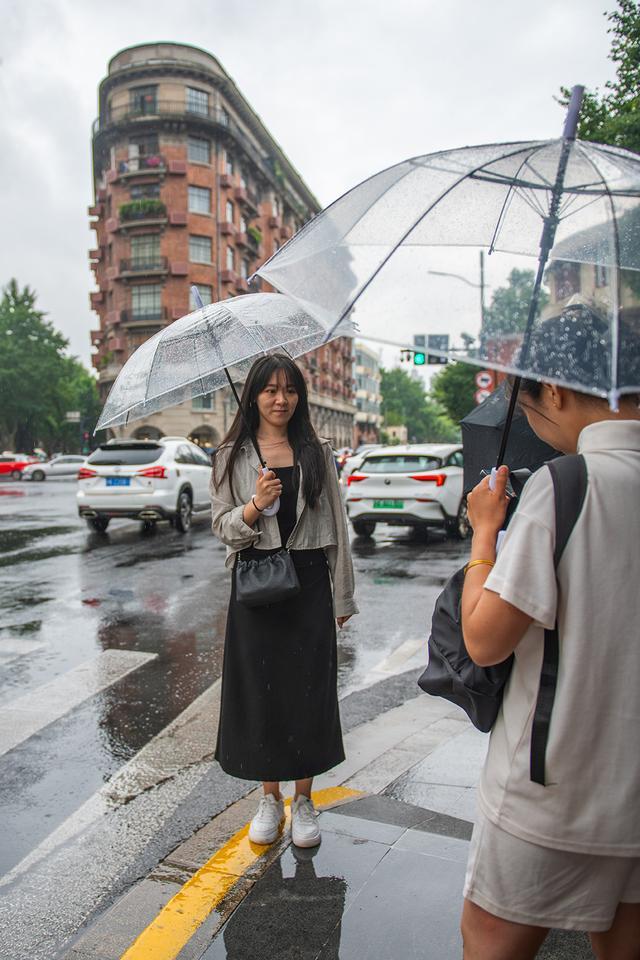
[210,439,358,618]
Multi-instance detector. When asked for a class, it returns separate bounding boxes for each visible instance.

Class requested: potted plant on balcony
[119,199,167,222]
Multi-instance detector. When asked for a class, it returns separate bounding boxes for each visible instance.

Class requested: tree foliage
[430,362,478,424]
[481,268,549,340]
[560,1,640,152]
[380,367,459,442]
[0,280,101,452]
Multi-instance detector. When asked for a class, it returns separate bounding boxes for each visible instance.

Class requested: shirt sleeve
[484,468,558,630]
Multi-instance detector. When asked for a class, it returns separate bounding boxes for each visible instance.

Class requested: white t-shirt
[479,420,640,856]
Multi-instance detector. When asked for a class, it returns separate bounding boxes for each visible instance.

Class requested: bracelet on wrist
[252,496,264,513]
[464,558,495,575]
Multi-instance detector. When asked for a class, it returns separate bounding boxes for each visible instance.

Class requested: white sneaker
[248,794,285,845]
[291,794,321,848]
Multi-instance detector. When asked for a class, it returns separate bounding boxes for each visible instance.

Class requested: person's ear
[548,384,564,410]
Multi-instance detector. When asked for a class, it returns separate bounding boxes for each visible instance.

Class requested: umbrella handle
[489,468,507,555]
[260,466,281,517]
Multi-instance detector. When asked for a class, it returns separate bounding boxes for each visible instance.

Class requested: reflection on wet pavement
[202,798,468,959]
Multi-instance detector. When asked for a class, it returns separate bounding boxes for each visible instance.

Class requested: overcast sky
[1,0,616,367]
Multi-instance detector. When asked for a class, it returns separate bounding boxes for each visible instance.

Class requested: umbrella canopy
[460,382,560,494]
[256,125,640,407]
[96,292,353,431]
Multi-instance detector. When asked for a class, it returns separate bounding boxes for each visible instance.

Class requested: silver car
[22,455,86,481]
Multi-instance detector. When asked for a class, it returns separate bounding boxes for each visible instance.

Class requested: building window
[226,246,235,271]
[189,235,212,263]
[221,108,230,127]
[188,137,210,164]
[129,85,157,115]
[190,284,213,309]
[240,259,250,279]
[226,199,234,224]
[240,214,248,233]
[130,234,160,267]
[186,86,209,115]
[224,150,234,176]
[189,185,211,215]
[272,196,281,217]
[130,183,160,200]
[131,284,162,320]
[193,393,215,410]
[239,169,247,189]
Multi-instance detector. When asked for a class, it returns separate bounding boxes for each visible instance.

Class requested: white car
[77,438,212,533]
[344,443,469,540]
[22,455,86,481]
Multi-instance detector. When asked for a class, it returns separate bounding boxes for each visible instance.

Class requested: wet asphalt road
[0,477,469,959]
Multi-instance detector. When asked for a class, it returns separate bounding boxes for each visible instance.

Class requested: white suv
[344,443,469,540]
[77,438,212,533]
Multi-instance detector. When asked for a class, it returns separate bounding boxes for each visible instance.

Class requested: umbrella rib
[322,144,555,341]
[487,145,551,255]
[574,143,622,405]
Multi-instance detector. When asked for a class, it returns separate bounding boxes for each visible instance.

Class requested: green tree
[481,268,549,340]
[560,1,640,152]
[0,280,100,453]
[430,362,477,424]
[380,367,459,442]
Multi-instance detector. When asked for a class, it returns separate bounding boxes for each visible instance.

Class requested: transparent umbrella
[96,291,353,433]
[256,88,640,453]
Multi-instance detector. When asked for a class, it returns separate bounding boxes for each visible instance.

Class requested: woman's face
[255,368,299,430]
[518,385,570,453]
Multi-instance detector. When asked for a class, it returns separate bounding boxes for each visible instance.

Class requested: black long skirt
[215,549,345,782]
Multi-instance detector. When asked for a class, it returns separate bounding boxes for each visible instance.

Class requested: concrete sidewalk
[62,676,593,960]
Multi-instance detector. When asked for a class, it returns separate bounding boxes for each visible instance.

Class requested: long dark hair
[213,354,326,507]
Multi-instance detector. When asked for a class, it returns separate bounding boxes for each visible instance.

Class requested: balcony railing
[119,257,168,275]
[116,154,166,175]
[94,102,289,203]
[119,200,167,223]
[120,307,168,325]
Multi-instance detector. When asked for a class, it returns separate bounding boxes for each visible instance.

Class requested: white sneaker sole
[291,830,321,848]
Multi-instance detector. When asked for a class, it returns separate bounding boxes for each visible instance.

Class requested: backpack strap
[530,454,588,785]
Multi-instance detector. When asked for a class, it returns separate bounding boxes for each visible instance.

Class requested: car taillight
[136,466,168,479]
[346,473,367,486]
[409,473,447,486]
[77,467,97,479]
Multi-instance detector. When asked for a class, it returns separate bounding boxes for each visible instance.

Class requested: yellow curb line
[120,786,362,960]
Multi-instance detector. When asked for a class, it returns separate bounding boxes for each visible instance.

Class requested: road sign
[427,334,449,364]
[475,371,493,389]
[65,411,81,422]
[475,388,492,404]
[413,334,426,349]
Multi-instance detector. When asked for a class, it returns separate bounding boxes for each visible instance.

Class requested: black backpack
[418,455,588,785]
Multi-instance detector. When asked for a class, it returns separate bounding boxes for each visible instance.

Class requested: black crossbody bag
[418,455,588,785]
[235,549,301,608]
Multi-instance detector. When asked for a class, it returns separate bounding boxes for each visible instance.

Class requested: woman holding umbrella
[210,353,357,848]
[460,308,640,959]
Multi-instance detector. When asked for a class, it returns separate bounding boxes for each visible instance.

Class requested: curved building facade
[89,42,355,449]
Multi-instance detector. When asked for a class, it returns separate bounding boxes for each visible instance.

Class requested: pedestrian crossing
[0,648,156,756]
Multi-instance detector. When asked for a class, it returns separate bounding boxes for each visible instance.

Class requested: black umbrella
[461,382,560,495]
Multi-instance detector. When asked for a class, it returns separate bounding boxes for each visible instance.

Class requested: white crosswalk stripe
[0,639,46,665]
[0,649,156,756]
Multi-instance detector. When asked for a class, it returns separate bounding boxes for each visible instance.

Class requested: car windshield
[87,444,163,466]
[363,455,442,474]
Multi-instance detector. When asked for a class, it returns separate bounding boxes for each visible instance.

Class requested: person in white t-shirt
[459,309,640,960]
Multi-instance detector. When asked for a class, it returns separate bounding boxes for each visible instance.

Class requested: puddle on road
[114,545,196,569]
[0,545,78,568]
[0,619,42,635]
[0,526,77,552]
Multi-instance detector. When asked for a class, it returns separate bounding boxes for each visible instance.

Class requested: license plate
[373,499,404,509]
[106,477,130,487]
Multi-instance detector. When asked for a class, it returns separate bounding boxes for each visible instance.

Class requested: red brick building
[89,42,355,449]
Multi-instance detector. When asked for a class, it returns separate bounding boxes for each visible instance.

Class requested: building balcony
[118,257,169,278]
[220,269,237,285]
[269,215,282,229]
[219,174,234,188]
[106,154,167,183]
[120,307,168,326]
[90,290,105,308]
[107,338,126,352]
[88,247,103,262]
[235,277,250,293]
[280,224,293,241]
[234,186,259,214]
[220,220,235,236]
[169,211,187,226]
[90,330,102,346]
[88,203,103,218]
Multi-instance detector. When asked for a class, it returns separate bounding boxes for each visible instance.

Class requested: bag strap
[530,454,588,785]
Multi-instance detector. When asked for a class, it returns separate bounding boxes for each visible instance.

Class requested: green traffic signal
[413,351,426,365]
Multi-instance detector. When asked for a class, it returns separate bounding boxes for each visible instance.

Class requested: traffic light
[413,351,426,366]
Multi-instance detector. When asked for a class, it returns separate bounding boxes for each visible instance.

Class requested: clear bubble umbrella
[255,87,640,460]
[96,291,353,433]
